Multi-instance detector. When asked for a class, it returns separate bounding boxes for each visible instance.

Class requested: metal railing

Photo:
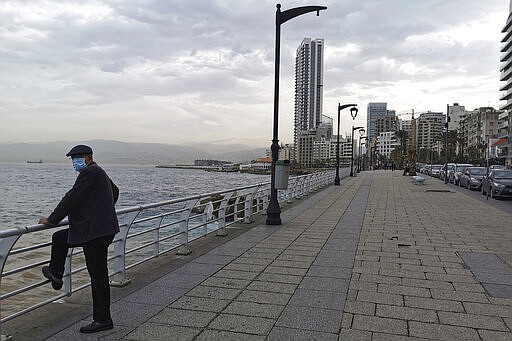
[0,169,342,325]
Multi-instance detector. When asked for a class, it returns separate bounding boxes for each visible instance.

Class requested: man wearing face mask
[39,144,119,334]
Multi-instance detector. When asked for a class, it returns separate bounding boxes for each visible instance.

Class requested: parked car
[489,165,506,170]
[449,163,473,185]
[481,169,512,199]
[439,164,455,182]
[459,167,486,190]
[429,164,443,178]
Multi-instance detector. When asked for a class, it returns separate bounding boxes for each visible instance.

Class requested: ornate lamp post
[358,136,367,172]
[350,126,364,176]
[335,104,357,185]
[266,3,327,226]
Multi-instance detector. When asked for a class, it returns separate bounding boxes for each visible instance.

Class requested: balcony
[501,67,512,82]
[498,121,509,130]
[500,88,512,101]
[499,112,510,120]
[500,99,512,111]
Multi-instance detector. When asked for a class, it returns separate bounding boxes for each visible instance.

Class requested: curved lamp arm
[277,4,327,25]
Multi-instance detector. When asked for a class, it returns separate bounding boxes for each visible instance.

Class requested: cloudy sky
[0,0,509,147]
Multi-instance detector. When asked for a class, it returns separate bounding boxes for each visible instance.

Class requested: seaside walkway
[6,171,512,340]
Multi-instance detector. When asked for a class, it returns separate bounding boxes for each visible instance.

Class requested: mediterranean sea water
[0,162,270,231]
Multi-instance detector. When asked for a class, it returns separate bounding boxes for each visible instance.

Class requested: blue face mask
[72,158,87,172]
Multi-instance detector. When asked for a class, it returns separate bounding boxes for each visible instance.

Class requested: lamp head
[359,128,365,136]
[350,107,358,119]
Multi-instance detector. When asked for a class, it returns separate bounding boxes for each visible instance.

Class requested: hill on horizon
[0,140,267,165]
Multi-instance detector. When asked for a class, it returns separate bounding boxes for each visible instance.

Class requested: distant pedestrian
[391,162,395,171]
[39,145,119,334]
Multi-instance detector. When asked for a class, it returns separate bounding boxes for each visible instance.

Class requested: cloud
[0,0,508,145]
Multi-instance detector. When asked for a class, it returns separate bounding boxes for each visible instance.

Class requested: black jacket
[48,162,119,246]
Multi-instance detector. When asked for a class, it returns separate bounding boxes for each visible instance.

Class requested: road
[423,174,512,216]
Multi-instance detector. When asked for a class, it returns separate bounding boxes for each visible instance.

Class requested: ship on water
[26,159,43,164]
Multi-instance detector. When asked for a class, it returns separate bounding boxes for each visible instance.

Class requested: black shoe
[42,266,63,290]
[79,319,114,333]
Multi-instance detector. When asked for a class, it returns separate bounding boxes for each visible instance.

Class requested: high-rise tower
[294,38,324,147]
[500,1,512,166]
[366,102,387,143]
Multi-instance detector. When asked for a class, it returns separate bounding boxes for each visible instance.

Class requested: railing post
[0,234,19,341]
[243,187,259,223]
[216,192,234,237]
[110,210,139,287]
[176,199,199,255]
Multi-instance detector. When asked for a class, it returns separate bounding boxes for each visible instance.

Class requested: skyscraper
[366,102,387,143]
[294,38,324,146]
[500,1,512,166]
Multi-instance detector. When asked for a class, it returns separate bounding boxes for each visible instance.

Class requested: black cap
[66,145,93,157]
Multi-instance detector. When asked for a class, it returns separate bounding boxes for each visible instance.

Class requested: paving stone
[378,283,431,297]
[371,332,432,340]
[170,296,230,312]
[359,274,402,285]
[223,301,284,318]
[208,314,275,335]
[288,288,346,310]
[474,272,512,286]
[425,273,477,283]
[351,314,408,335]
[437,311,508,331]
[451,282,486,293]
[482,284,512,298]
[197,330,265,341]
[173,262,223,276]
[267,327,338,341]
[110,300,165,326]
[343,300,375,315]
[256,272,303,284]
[264,265,308,276]
[376,304,438,323]
[463,302,512,317]
[338,328,372,341]
[213,269,259,280]
[341,312,353,329]
[185,285,242,300]
[223,262,267,273]
[236,290,291,305]
[477,330,512,341]
[307,265,353,279]
[193,254,236,265]
[405,296,464,312]
[148,308,216,327]
[276,305,343,333]
[123,323,201,341]
[245,280,297,294]
[409,321,480,340]
[200,276,250,289]
[430,289,490,303]
[122,284,189,306]
[349,280,378,291]
[153,273,208,289]
[357,290,403,306]
[299,276,349,293]
[230,257,274,266]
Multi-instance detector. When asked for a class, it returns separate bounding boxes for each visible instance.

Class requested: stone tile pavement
[12,171,512,340]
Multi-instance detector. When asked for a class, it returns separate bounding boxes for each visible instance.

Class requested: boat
[26,160,43,164]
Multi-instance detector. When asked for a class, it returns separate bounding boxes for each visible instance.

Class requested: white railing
[0,169,343,326]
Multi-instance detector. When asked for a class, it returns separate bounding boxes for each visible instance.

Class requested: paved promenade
[9,171,512,340]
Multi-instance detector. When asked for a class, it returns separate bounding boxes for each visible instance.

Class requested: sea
[1,162,270,231]
[0,162,270,317]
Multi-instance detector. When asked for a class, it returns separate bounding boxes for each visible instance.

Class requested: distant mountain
[0,140,267,165]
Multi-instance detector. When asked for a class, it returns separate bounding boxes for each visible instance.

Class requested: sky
[0,0,509,148]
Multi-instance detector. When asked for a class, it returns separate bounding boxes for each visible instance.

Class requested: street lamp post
[350,126,364,176]
[335,104,357,185]
[266,3,327,226]
[358,136,367,173]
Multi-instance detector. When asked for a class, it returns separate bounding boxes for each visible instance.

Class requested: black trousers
[50,229,114,321]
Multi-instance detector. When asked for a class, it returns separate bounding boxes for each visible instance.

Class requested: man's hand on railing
[39,217,50,225]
